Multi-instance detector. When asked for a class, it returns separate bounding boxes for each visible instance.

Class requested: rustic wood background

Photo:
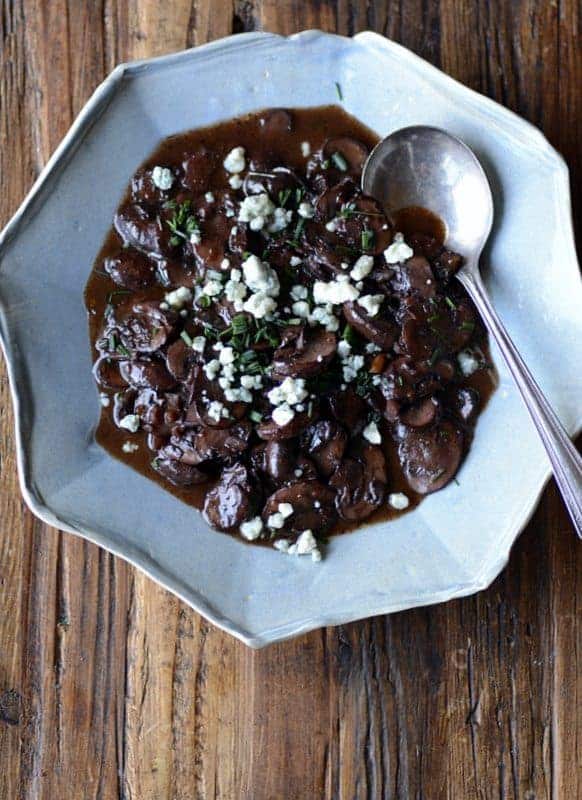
[1,1,580,798]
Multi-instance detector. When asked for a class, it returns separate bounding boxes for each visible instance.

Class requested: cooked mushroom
[153,458,208,487]
[114,204,174,256]
[120,357,177,392]
[262,481,337,534]
[272,328,337,379]
[330,442,387,521]
[343,301,398,350]
[203,464,259,530]
[299,420,347,477]
[104,250,158,290]
[397,421,464,494]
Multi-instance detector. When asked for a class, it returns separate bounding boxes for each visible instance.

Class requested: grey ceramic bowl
[1,31,581,647]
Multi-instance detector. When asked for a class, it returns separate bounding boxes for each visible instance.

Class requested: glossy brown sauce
[85,105,497,540]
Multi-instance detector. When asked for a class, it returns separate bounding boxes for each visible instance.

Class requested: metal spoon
[362,125,582,537]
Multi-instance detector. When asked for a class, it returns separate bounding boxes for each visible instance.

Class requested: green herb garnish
[249,410,263,423]
[278,188,292,208]
[108,333,117,351]
[342,324,357,346]
[429,347,443,366]
[166,200,200,246]
[180,330,193,346]
[361,228,375,251]
[335,81,343,101]
[331,151,348,172]
[460,321,475,333]
[198,294,211,309]
[445,296,457,310]
[354,370,374,398]
[116,344,130,357]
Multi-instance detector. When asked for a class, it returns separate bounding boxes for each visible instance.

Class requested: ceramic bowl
[1,31,580,647]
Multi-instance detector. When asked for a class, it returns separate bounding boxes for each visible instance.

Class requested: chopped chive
[427,314,440,325]
[342,324,357,346]
[331,151,348,171]
[180,330,193,346]
[460,321,475,332]
[335,81,343,101]
[445,296,457,310]
[249,410,263,423]
[361,228,374,251]
[108,333,117,351]
[321,159,330,169]
[295,187,304,205]
[106,290,131,303]
[278,188,292,208]
[116,344,130,356]
[198,294,211,309]
[396,375,404,387]
[429,347,442,366]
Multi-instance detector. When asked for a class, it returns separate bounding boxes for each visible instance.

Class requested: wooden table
[1,2,580,797]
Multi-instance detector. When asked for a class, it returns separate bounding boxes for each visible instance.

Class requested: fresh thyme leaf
[321,159,330,169]
[445,296,457,310]
[249,410,263,423]
[106,290,131,303]
[278,188,292,208]
[429,347,443,366]
[331,151,348,172]
[338,203,356,219]
[202,323,220,340]
[295,187,304,205]
[180,330,193,346]
[341,324,357,346]
[166,200,199,245]
[396,375,404,387]
[108,333,117,351]
[116,344,130,356]
[361,228,375,251]
[460,321,475,332]
[335,81,343,101]
[198,294,211,309]
[427,313,440,325]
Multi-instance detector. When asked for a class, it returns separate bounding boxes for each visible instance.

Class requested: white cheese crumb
[221,257,231,269]
[268,207,293,233]
[350,255,374,281]
[278,503,294,519]
[191,336,206,353]
[294,468,303,478]
[267,512,286,529]
[204,192,215,203]
[240,516,263,541]
[290,256,302,267]
[223,146,246,173]
[201,279,223,298]
[291,300,310,318]
[365,342,381,353]
[337,340,352,359]
[99,392,110,407]
[313,277,360,305]
[164,286,192,309]
[342,354,365,383]
[238,192,275,231]
[357,294,384,317]
[301,141,311,157]
[151,166,174,190]
[384,232,414,264]
[362,420,382,445]
[388,492,410,510]
[273,538,291,552]
[203,359,220,380]
[122,441,139,453]
[242,254,280,297]
[190,230,202,246]
[267,377,308,407]
[119,414,140,433]
[243,291,277,319]
[297,201,315,219]
[208,401,229,422]
[272,403,295,427]
[290,284,308,301]
[218,346,235,365]
[292,529,321,560]
[228,173,243,190]
[458,350,480,376]
[325,218,339,233]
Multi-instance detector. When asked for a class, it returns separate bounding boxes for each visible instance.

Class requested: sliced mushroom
[397,420,464,494]
[259,108,294,136]
[93,355,128,390]
[330,442,387,521]
[262,481,337,534]
[243,165,304,202]
[400,396,440,428]
[120,358,177,392]
[153,458,208,487]
[328,387,368,434]
[343,301,398,350]
[389,255,436,299]
[118,300,177,354]
[398,295,476,360]
[445,387,480,423]
[181,148,220,193]
[114,204,174,256]
[256,405,318,442]
[203,463,259,531]
[433,249,464,282]
[103,250,158,290]
[165,421,252,465]
[272,328,337,379]
[323,137,370,173]
[299,420,347,478]
[192,201,248,269]
[166,338,197,381]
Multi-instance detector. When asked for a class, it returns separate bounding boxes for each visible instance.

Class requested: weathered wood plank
[0,1,580,799]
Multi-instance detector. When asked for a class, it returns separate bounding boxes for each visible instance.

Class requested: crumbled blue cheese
[119,414,140,433]
[365,342,381,354]
[458,350,480,376]
[290,284,308,301]
[268,377,308,407]
[357,294,384,317]
[291,300,310,318]
[164,286,192,309]
[290,256,302,267]
[313,276,360,305]
[362,420,382,444]
[99,392,110,407]
[388,492,410,510]
[297,201,315,219]
[267,512,286,529]
[242,254,280,297]
[221,257,231,269]
[205,192,215,203]
[240,516,263,541]
[190,230,202,246]
[228,174,243,190]
[224,387,253,403]
[309,305,339,332]
[325,218,339,233]
[301,141,311,157]
[238,193,276,231]
[272,403,295,427]
[191,336,206,353]
[240,374,262,390]
[337,340,352,359]
[201,279,223,298]
[278,503,294,518]
[207,401,229,422]
[122,441,139,453]
[273,538,292,552]
[243,291,277,319]
[203,359,221,380]
[223,146,246,173]
[268,207,293,233]
[341,354,365,383]
[218,346,235,365]
[224,277,247,311]
[151,166,174,190]
[384,232,414,264]
[350,255,374,281]
[288,529,321,561]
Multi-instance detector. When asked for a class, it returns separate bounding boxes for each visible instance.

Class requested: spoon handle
[457,268,582,538]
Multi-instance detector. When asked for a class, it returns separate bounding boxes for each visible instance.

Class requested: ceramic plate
[1,31,580,647]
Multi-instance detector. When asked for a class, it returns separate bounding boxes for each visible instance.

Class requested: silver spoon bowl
[362,126,582,537]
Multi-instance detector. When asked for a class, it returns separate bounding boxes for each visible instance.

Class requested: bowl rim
[0,29,580,647]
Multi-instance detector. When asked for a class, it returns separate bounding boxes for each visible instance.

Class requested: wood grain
[0,1,580,798]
